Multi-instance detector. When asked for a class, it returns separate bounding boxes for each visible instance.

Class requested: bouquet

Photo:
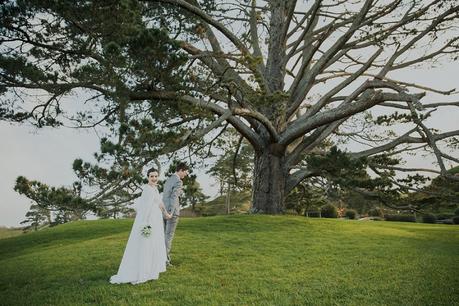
[140,225,152,237]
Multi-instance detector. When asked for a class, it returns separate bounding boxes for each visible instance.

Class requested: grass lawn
[0,215,458,305]
[0,227,23,239]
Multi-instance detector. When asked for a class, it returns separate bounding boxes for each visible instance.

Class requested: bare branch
[351,129,459,159]
[301,47,383,120]
[128,90,264,150]
[288,0,374,118]
[406,102,448,174]
[373,165,441,175]
[379,101,459,110]
[286,168,318,194]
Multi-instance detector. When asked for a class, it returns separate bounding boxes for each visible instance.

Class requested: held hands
[164,210,172,220]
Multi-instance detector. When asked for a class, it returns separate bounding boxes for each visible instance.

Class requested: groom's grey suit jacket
[162,174,183,217]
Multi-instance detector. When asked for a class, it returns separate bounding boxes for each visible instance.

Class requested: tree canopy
[1,0,458,214]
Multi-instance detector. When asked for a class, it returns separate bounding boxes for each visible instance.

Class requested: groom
[163,162,189,265]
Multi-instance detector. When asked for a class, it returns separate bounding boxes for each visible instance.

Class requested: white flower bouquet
[140,225,152,237]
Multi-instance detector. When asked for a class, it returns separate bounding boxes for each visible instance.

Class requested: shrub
[453,216,459,224]
[368,208,384,218]
[385,214,416,222]
[345,209,357,220]
[437,219,454,225]
[305,210,321,218]
[455,208,459,216]
[422,214,437,224]
[436,213,455,220]
[320,204,338,218]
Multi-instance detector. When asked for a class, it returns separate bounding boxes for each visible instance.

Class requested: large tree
[1,0,458,214]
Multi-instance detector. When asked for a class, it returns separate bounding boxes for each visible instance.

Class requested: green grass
[0,215,458,306]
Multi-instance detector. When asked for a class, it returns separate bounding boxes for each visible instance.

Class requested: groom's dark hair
[175,162,189,172]
[147,167,158,177]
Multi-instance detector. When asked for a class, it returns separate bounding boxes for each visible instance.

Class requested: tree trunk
[251,147,288,214]
[225,182,230,214]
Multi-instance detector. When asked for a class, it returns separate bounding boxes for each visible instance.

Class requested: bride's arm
[159,202,172,219]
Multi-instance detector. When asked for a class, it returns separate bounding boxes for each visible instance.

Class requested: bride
[110,168,172,284]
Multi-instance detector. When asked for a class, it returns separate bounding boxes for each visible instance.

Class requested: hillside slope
[0,215,458,305]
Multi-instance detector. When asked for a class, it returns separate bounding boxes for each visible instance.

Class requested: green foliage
[452,216,459,224]
[406,167,459,212]
[368,208,385,218]
[342,190,384,215]
[307,147,367,183]
[385,214,416,223]
[436,213,455,220]
[0,216,458,305]
[455,207,459,216]
[71,158,139,219]
[305,147,399,208]
[422,214,437,224]
[181,179,208,212]
[320,203,338,218]
[1,0,209,215]
[286,185,327,215]
[376,111,430,126]
[345,209,357,220]
[207,134,254,194]
[0,0,202,130]
[20,204,50,231]
[14,176,94,226]
[304,210,321,218]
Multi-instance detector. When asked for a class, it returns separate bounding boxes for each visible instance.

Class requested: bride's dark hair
[147,168,158,177]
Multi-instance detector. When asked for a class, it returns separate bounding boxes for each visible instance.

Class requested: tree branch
[128,90,264,149]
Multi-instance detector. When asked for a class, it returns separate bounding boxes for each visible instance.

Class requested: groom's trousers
[164,216,179,258]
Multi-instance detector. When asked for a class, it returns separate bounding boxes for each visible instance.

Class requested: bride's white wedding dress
[110,184,167,284]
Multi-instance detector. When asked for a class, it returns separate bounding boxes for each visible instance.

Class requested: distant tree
[14,176,95,225]
[206,133,253,213]
[285,183,327,215]
[207,135,254,195]
[20,204,50,231]
[404,166,459,212]
[182,179,208,212]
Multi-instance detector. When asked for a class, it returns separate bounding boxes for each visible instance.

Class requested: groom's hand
[163,209,172,219]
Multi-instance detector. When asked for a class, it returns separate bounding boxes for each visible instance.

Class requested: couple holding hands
[110,163,189,284]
